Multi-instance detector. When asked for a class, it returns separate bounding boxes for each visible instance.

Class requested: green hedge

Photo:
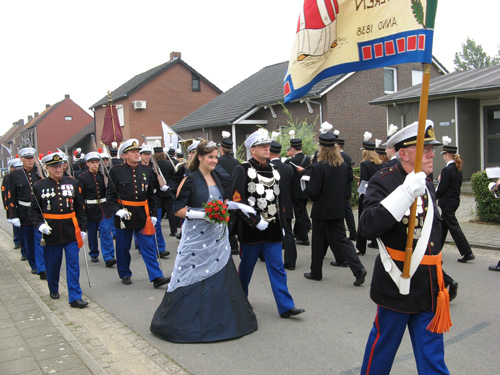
[470,171,500,223]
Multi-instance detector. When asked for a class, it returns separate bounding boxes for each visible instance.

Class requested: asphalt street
[1,198,499,374]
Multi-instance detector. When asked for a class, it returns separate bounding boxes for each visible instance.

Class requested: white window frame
[411,69,423,86]
[384,67,398,94]
[116,105,125,127]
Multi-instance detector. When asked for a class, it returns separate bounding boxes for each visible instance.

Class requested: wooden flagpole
[402,63,432,280]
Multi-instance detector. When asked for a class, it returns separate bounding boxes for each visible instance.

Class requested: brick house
[90,52,222,146]
[0,95,93,168]
[172,58,446,166]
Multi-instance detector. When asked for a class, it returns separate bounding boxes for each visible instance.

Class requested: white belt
[85,198,106,204]
[18,201,31,207]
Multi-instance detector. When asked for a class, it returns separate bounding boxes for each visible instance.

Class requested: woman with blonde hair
[356,133,383,255]
[436,138,475,263]
[304,132,367,286]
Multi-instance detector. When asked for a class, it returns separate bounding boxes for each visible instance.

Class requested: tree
[453,37,499,71]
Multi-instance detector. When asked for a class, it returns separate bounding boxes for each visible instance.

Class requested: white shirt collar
[446,160,455,166]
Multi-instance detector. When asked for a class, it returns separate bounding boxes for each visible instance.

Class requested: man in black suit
[337,137,357,241]
[217,132,240,254]
[270,141,297,270]
[286,138,311,246]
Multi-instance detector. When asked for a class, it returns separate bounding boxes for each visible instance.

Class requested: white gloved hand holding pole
[227,201,256,218]
[381,171,426,222]
[80,232,87,242]
[10,218,21,227]
[116,209,131,220]
[160,185,169,192]
[38,223,52,235]
[151,216,157,226]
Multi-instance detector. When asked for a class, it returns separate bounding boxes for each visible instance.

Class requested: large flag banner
[161,120,179,150]
[284,0,438,102]
[101,104,124,146]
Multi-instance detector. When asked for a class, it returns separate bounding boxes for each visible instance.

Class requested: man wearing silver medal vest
[230,129,304,319]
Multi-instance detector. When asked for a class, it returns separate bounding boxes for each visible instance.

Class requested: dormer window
[192,73,200,92]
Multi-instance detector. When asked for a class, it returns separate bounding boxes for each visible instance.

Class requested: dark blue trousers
[115,228,163,282]
[239,241,295,315]
[21,225,45,273]
[361,306,449,375]
[13,225,25,256]
[154,208,166,252]
[87,218,115,262]
[44,241,82,303]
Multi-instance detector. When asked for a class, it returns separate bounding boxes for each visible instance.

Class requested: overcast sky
[1,0,499,136]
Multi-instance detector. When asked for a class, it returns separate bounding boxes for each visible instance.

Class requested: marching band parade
[1,117,499,373]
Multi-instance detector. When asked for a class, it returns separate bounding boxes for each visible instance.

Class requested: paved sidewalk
[0,228,187,375]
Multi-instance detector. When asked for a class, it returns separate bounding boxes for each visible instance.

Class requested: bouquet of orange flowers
[203,199,230,226]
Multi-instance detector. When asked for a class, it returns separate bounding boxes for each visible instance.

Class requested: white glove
[160,185,169,192]
[256,218,269,231]
[39,223,52,235]
[10,218,21,227]
[80,232,87,241]
[185,210,209,221]
[282,229,286,237]
[116,209,131,220]
[151,216,157,226]
[227,201,256,218]
[381,171,426,222]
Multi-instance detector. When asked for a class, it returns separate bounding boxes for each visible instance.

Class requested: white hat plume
[363,131,372,142]
[320,121,333,134]
[442,136,452,146]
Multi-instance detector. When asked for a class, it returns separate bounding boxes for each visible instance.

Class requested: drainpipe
[306,99,323,124]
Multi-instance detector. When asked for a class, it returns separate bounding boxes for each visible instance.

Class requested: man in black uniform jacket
[8,147,45,277]
[230,129,304,319]
[30,151,88,308]
[286,138,311,245]
[359,121,450,375]
[217,131,240,253]
[3,158,25,258]
[106,139,169,288]
[77,151,116,266]
[336,137,357,241]
[154,144,177,237]
[269,141,297,270]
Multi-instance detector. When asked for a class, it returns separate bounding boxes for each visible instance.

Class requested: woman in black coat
[356,137,383,254]
[436,143,475,263]
[304,133,367,286]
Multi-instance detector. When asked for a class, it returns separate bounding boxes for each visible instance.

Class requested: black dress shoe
[489,263,500,271]
[14,244,20,249]
[448,280,458,302]
[354,269,367,286]
[169,233,177,237]
[458,253,475,263]
[21,255,28,261]
[106,259,117,267]
[159,250,170,258]
[31,269,37,274]
[175,233,182,240]
[304,272,321,281]
[153,276,170,288]
[330,261,348,267]
[91,256,99,263]
[50,293,60,300]
[280,307,305,318]
[122,276,132,285]
[296,240,310,246]
[70,299,88,308]
[284,263,296,270]
[367,242,379,249]
[39,271,47,280]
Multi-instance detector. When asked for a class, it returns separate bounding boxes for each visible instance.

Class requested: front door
[484,105,500,167]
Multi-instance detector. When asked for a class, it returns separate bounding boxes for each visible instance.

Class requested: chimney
[18,119,24,126]
[34,112,39,117]
[46,104,50,109]
[28,115,33,121]
[65,94,70,99]
[170,51,181,61]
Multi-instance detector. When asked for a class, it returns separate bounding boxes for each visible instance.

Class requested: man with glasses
[359,121,450,375]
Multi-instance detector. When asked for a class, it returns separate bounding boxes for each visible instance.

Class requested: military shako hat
[289,138,302,149]
[220,131,233,148]
[387,120,442,151]
[361,131,375,151]
[440,136,457,154]
[270,141,282,154]
[319,132,337,147]
[42,151,65,166]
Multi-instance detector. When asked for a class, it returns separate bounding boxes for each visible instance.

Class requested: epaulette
[379,166,396,178]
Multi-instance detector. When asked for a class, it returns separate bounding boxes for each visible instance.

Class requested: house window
[412,70,423,86]
[116,105,125,127]
[65,116,73,121]
[192,73,200,92]
[384,67,397,93]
